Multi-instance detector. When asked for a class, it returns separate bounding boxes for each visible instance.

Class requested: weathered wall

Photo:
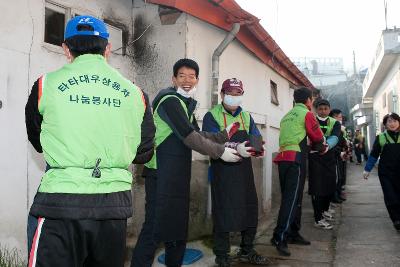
[131,2,187,99]
[0,0,134,255]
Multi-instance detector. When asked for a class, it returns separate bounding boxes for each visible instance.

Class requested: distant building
[361,27,400,149]
[292,57,347,87]
[350,101,374,151]
[293,56,365,127]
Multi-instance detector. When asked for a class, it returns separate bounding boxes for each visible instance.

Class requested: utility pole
[384,0,388,30]
[352,51,357,76]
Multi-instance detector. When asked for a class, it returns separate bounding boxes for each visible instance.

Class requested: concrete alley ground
[148,162,400,267]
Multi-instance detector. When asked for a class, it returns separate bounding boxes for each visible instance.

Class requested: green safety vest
[378,131,400,151]
[38,54,145,194]
[319,117,337,137]
[279,103,308,152]
[145,94,193,169]
[209,104,250,134]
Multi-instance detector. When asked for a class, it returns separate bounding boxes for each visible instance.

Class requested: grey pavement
[129,162,400,266]
[333,163,400,267]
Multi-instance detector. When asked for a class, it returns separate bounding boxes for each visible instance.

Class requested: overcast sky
[236,0,400,73]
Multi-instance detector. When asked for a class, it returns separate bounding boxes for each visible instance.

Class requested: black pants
[334,159,345,198]
[213,227,256,258]
[28,218,127,267]
[342,161,347,186]
[379,174,400,223]
[355,148,368,163]
[131,174,186,267]
[311,195,331,222]
[273,162,306,242]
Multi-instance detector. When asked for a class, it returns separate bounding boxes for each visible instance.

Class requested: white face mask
[176,86,197,98]
[223,95,243,107]
[317,115,328,121]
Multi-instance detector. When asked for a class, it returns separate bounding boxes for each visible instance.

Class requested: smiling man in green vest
[131,59,241,267]
[25,15,155,267]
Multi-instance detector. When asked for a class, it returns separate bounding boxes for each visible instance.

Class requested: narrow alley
[150,163,400,267]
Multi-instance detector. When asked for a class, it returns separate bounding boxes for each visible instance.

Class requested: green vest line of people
[271,91,353,257]
[25,16,269,267]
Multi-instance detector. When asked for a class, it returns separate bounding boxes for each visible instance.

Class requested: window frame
[43,1,70,51]
[270,80,279,106]
[43,1,96,53]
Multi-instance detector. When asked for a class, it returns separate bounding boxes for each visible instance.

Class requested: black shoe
[287,234,311,245]
[236,249,271,265]
[393,221,400,231]
[215,256,231,267]
[270,238,291,256]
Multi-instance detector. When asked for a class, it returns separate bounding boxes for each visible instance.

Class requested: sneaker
[323,211,334,221]
[236,249,271,265]
[215,256,231,267]
[314,219,333,230]
[287,233,311,245]
[330,203,339,209]
[328,207,336,214]
[270,238,291,256]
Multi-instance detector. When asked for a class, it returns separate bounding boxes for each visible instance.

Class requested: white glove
[363,171,370,180]
[236,141,252,158]
[220,147,241,162]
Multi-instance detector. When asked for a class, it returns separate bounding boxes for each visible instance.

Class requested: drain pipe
[211,23,241,107]
[207,23,240,217]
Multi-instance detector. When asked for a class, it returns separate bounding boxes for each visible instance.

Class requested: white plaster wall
[185,16,294,212]
[0,0,134,255]
[372,58,400,133]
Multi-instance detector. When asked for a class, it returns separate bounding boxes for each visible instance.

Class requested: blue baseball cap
[64,15,109,40]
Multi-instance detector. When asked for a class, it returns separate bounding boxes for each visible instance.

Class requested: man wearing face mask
[131,59,241,267]
[308,99,341,230]
[202,78,268,266]
[271,87,326,257]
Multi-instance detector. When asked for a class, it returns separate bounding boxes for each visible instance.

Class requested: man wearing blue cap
[25,15,155,266]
